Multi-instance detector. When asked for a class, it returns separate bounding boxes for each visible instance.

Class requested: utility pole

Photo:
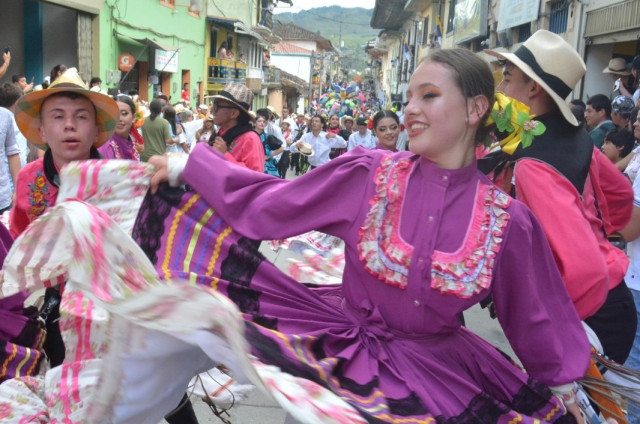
[308,50,315,114]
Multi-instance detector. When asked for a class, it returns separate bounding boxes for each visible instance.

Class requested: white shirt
[292,131,347,167]
[0,108,19,209]
[348,130,376,151]
[625,174,640,291]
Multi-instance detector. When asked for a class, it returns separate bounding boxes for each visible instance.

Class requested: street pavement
[163,167,517,423]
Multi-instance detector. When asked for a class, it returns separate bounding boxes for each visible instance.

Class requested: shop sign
[155,49,179,73]
[118,53,135,72]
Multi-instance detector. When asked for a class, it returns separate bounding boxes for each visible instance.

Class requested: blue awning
[206,17,238,31]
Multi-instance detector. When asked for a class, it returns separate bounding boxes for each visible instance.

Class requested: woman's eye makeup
[422,87,443,99]
[404,86,442,104]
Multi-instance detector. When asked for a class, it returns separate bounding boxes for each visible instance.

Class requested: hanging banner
[497,0,540,31]
[453,0,488,44]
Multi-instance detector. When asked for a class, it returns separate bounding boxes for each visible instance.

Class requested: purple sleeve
[98,142,116,159]
[182,143,375,240]
[0,221,13,265]
[492,202,590,385]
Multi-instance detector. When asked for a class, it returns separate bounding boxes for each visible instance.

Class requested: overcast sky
[274,0,375,13]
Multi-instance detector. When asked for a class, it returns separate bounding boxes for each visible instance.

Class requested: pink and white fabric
[0,160,363,424]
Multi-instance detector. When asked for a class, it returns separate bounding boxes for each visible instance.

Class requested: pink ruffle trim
[358,155,414,289]
[431,185,511,298]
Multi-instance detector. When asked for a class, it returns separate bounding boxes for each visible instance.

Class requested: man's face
[213,100,239,129]
[39,94,99,167]
[344,120,353,131]
[16,77,27,89]
[584,104,605,128]
[497,62,532,106]
[282,108,289,118]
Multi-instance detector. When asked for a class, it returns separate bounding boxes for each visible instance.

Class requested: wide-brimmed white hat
[340,115,355,127]
[297,141,314,157]
[282,118,295,128]
[266,105,279,119]
[485,30,586,126]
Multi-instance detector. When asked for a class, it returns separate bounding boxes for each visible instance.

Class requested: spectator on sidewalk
[585,94,616,148]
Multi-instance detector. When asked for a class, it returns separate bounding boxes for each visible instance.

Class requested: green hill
[274,6,378,77]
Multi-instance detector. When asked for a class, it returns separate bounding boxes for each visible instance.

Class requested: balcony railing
[264,66,281,84]
[207,58,247,85]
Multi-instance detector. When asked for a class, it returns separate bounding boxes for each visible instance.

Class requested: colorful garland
[485,93,546,154]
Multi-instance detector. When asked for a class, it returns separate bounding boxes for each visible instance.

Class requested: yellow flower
[488,92,543,154]
[34,175,46,189]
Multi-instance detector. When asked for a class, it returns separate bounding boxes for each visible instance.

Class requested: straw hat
[266,105,280,119]
[15,67,119,148]
[211,82,255,122]
[603,58,631,76]
[297,141,314,157]
[206,114,215,121]
[282,118,296,128]
[340,115,355,127]
[485,30,586,126]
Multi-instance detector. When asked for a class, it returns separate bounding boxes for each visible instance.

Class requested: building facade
[369,0,640,106]
[99,0,207,105]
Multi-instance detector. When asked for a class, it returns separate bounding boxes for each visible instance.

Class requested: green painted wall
[98,1,206,105]
[207,0,257,27]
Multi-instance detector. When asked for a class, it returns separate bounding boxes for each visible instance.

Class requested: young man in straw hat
[10,67,118,238]
[485,30,636,367]
[10,67,203,424]
[209,81,264,172]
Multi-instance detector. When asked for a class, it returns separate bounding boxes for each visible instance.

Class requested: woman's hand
[134,142,144,154]
[565,402,585,424]
[149,155,169,194]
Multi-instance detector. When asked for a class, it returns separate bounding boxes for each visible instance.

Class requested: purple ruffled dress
[132,143,590,423]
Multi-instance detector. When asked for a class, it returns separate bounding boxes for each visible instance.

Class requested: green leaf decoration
[520,120,546,149]
[520,129,534,148]
[516,111,529,126]
[530,121,546,136]
[494,102,514,133]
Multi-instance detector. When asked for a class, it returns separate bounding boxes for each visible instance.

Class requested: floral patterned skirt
[0,161,572,423]
[127,186,571,424]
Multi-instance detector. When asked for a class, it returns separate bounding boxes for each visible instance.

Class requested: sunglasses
[213,102,237,112]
